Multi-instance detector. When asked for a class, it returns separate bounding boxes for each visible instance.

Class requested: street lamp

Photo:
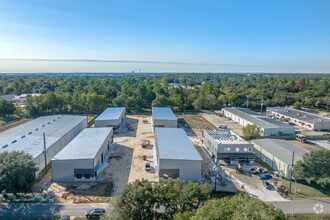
[291,176,297,217]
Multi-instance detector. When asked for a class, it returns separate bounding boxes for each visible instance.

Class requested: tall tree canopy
[295,148,330,188]
[0,151,37,192]
[174,195,287,220]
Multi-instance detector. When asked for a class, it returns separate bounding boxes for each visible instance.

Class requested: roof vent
[28,132,32,135]
[2,144,8,149]
[53,119,56,121]
[11,140,17,144]
[57,117,60,119]
[35,128,39,131]
[48,122,50,124]
[21,135,26,138]
[42,125,45,127]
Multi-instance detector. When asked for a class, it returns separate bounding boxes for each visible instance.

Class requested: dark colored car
[263,181,272,190]
[85,208,106,219]
[259,174,272,180]
[61,215,70,220]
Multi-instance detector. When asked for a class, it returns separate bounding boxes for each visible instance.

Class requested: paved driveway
[201,113,244,136]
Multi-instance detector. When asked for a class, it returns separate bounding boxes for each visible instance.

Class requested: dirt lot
[31,115,158,203]
[288,140,321,152]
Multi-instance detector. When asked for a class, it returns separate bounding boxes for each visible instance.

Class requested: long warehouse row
[1,106,328,182]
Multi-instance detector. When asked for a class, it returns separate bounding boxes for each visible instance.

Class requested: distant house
[0,94,18,101]
[12,93,42,105]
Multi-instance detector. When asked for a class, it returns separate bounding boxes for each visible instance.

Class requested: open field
[278,178,330,200]
[177,113,216,129]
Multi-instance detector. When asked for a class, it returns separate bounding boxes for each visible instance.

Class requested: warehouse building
[155,128,202,181]
[252,139,308,178]
[152,107,177,131]
[267,107,330,131]
[202,129,254,164]
[0,115,87,172]
[51,127,113,182]
[222,107,296,136]
[94,107,126,129]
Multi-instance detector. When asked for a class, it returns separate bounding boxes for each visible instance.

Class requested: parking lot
[201,113,244,136]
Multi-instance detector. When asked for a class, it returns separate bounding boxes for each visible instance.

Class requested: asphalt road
[269,199,330,214]
[0,200,329,218]
[0,203,109,218]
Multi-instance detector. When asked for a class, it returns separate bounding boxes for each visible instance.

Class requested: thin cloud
[0,58,249,66]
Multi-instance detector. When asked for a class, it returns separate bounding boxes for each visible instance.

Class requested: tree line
[0,73,329,117]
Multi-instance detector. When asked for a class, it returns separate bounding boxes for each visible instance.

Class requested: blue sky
[0,0,330,73]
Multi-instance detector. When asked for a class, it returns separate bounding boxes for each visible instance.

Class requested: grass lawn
[279,178,330,199]
[84,114,97,123]
[177,114,216,129]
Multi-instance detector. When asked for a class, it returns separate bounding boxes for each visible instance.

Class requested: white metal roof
[267,107,330,124]
[0,115,87,158]
[52,127,113,160]
[95,107,126,121]
[204,129,249,145]
[152,107,177,121]
[223,107,295,130]
[252,139,308,164]
[155,128,202,161]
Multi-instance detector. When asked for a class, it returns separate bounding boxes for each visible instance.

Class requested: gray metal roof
[95,107,126,121]
[267,107,330,124]
[155,128,202,161]
[223,107,295,129]
[204,129,249,144]
[52,127,112,160]
[152,107,177,121]
[251,139,308,164]
[0,115,87,158]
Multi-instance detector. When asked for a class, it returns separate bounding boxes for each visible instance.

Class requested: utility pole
[43,133,47,173]
[289,151,295,194]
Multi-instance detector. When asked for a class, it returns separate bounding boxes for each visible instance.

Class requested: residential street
[269,199,330,214]
[0,200,329,218]
[0,203,109,218]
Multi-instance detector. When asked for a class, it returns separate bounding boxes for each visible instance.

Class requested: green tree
[295,148,330,188]
[242,124,262,140]
[154,180,211,219]
[175,195,286,220]
[108,179,211,220]
[0,151,37,192]
[293,101,302,109]
[0,100,16,117]
[110,179,156,220]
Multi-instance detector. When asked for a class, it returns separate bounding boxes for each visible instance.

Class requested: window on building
[76,174,82,179]
[235,148,240,152]
[244,148,250,152]
[224,148,230,152]
[85,174,90,179]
